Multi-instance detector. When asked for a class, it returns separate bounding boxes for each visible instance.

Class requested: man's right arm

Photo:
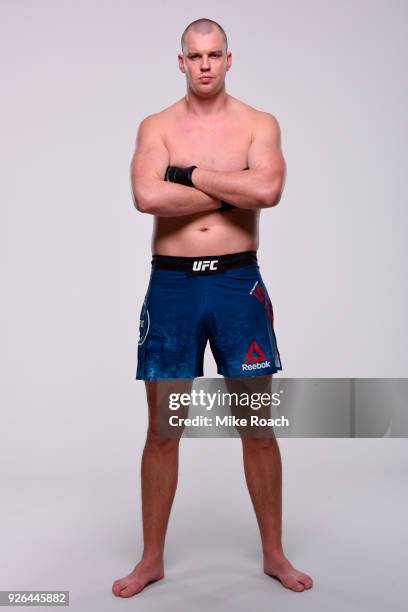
[130,115,221,217]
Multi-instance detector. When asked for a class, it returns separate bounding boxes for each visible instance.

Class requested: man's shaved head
[181,18,228,53]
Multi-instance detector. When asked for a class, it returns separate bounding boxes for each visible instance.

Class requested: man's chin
[192,83,223,98]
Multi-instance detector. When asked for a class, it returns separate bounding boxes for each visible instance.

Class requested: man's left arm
[191,112,286,209]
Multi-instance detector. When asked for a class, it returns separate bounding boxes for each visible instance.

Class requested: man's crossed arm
[130,112,286,217]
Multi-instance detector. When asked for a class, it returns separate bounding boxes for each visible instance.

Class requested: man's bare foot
[264,554,313,592]
[112,558,164,598]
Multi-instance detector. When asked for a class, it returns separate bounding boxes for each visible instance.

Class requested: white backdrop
[1,1,407,610]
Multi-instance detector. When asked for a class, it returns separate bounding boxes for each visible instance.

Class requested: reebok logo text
[242,361,271,371]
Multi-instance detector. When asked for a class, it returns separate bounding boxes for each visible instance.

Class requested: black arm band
[164,165,197,187]
[219,201,236,212]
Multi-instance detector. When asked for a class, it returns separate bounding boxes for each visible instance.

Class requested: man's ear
[178,53,185,74]
[226,51,232,71]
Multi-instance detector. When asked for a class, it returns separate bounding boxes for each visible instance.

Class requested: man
[112,18,313,597]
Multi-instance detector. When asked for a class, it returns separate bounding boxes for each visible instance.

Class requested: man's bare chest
[164,119,252,171]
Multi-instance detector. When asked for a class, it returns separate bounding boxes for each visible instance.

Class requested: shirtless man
[112,18,313,597]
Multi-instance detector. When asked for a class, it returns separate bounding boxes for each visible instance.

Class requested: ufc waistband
[151,250,258,275]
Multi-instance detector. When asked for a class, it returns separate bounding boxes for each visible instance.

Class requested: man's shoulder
[228,96,280,127]
[139,99,184,129]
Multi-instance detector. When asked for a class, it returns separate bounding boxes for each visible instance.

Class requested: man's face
[178,29,232,97]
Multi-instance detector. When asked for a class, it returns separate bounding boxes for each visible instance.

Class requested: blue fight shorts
[136,251,282,380]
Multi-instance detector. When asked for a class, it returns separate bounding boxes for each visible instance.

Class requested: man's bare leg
[235,374,313,592]
[112,379,191,598]
[242,435,313,591]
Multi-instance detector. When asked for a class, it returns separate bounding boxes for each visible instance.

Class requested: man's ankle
[263,547,285,560]
[141,552,164,565]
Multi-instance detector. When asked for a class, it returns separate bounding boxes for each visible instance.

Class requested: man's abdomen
[152,209,259,257]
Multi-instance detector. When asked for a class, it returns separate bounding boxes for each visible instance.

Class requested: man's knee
[145,429,181,451]
[241,435,277,451]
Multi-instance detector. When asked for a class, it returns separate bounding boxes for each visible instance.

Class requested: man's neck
[183,87,229,117]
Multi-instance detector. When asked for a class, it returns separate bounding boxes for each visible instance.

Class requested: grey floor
[1,438,407,612]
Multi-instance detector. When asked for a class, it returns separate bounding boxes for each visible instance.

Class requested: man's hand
[164,166,250,212]
[164,165,235,212]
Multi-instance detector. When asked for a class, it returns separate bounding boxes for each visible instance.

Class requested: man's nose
[200,56,211,70]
